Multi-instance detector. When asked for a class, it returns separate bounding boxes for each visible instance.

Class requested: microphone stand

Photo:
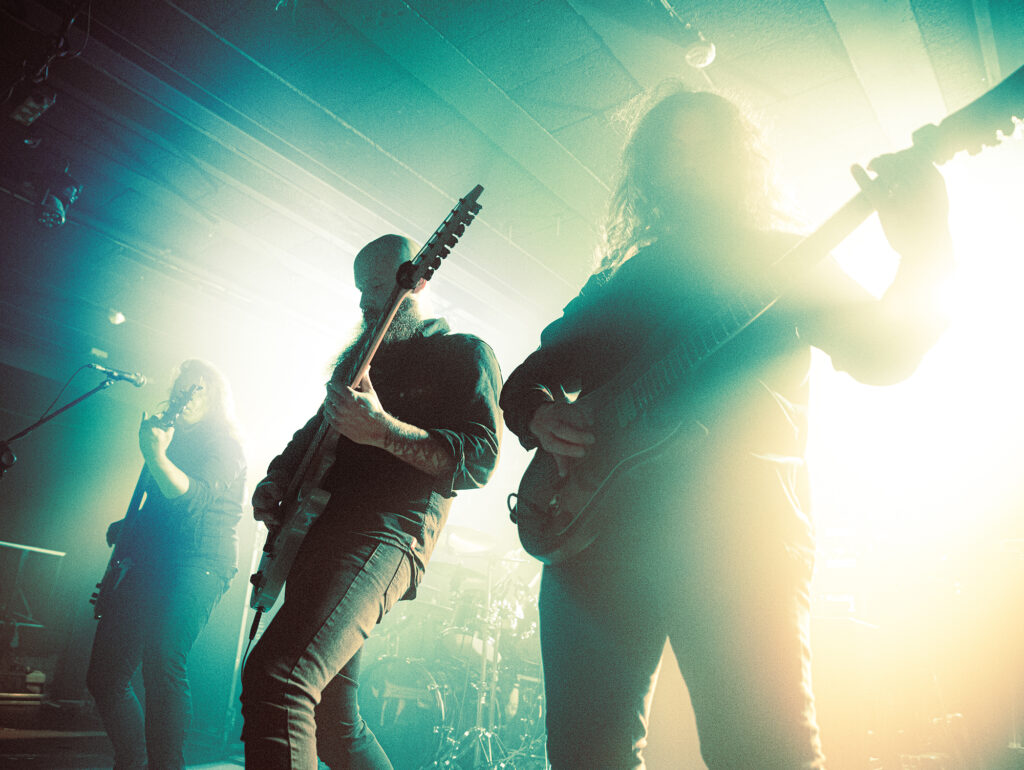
[1,378,117,478]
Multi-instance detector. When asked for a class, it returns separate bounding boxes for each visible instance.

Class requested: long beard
[332,298,422,378]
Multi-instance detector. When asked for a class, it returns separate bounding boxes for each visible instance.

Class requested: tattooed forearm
[378,417,456,477]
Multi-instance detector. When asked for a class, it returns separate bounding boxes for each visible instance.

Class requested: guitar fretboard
[610,190,879,428]
[612,278,782,426]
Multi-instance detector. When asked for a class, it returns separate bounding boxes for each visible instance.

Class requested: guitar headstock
[913,65,1023,164]
[397,184,483,289]
[158,383,203,429]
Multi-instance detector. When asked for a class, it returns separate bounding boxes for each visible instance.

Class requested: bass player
[87,359,247,770]
[500,86,954,769]
[240,234,502,769]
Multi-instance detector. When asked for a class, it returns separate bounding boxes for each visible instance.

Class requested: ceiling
[1,0,1022,459]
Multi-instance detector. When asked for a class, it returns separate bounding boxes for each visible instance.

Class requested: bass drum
[359,656,450,769]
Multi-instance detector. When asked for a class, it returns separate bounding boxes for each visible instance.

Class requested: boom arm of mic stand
[1,379,116,478]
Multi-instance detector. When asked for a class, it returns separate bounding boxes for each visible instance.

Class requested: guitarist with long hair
[87,359,246,770]
[240,234,502,769]
[500,86,954,769]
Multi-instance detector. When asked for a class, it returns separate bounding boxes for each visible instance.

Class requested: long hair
[598,84,792,273]
[169,358,240,439]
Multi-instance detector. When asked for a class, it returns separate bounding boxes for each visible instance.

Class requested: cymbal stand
[474,557,491,761]
[435,556,513,769]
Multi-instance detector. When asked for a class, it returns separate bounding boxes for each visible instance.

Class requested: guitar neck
[281,282,412,501]
[611,191,876,427]
[341,284,410,388]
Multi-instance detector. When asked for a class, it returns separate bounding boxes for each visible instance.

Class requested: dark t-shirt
[128,417,247,579]
[265,318,502,589]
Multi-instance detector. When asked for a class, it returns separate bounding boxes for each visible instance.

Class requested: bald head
[354,234,418,273]
[353,234,424,323]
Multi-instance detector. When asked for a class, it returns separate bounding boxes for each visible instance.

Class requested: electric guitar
[249,185,484,616]
[91,382,203,619]
[512,65,1024,564]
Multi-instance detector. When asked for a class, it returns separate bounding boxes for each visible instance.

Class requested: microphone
[89,363,147,388]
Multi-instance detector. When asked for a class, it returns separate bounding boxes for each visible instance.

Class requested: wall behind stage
[0,361,257,751]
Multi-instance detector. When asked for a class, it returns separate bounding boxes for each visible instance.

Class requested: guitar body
[248,430,337,613]
[91,551,134,619]
[514,376,706,564]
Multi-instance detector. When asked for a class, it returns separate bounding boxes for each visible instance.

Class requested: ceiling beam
[971,0,1001,84]
[822,0,948,146]
[325,0,611,224]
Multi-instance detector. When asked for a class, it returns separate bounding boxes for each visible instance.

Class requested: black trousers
[240,535,412,769]
[539,454,826,769]
[86,562,228,770]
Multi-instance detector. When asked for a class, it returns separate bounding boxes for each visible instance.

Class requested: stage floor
[0,726,243,769]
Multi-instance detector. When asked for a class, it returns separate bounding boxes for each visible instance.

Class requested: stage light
[684,34,716,70]
[657,0,716,69]
[8,84,57,127]
[808,135,1024,553]
[36,166,82,228]
[108,309,126,325]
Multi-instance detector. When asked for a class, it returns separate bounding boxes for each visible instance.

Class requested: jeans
[539,456,826,770]
[86,563,228,770]
[241,536,412,769]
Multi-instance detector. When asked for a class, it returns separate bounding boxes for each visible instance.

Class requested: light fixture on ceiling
[657,0,716,70]
[2,1,90,127]
[684,31,716,70]
[36,163,82,228]
[8,83,58,127]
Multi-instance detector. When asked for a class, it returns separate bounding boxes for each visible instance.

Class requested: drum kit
[358,526,548,770]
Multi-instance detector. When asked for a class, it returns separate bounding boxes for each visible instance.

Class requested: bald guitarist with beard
[240,234,502,769]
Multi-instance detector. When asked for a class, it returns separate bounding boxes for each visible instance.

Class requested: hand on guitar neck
[250,371,388,534]
[106,519,125,547]
[138,412,189,499]
[324,369,388,447]
[528,400,595,478]
[851,149,954,262]
[325,369,457,478]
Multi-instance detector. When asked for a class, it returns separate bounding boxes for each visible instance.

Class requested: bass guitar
[249,185,484,617]
[512,65,1024,564]
[91,382,203,618]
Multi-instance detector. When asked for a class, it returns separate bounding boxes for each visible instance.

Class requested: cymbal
[444,525,497,554]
